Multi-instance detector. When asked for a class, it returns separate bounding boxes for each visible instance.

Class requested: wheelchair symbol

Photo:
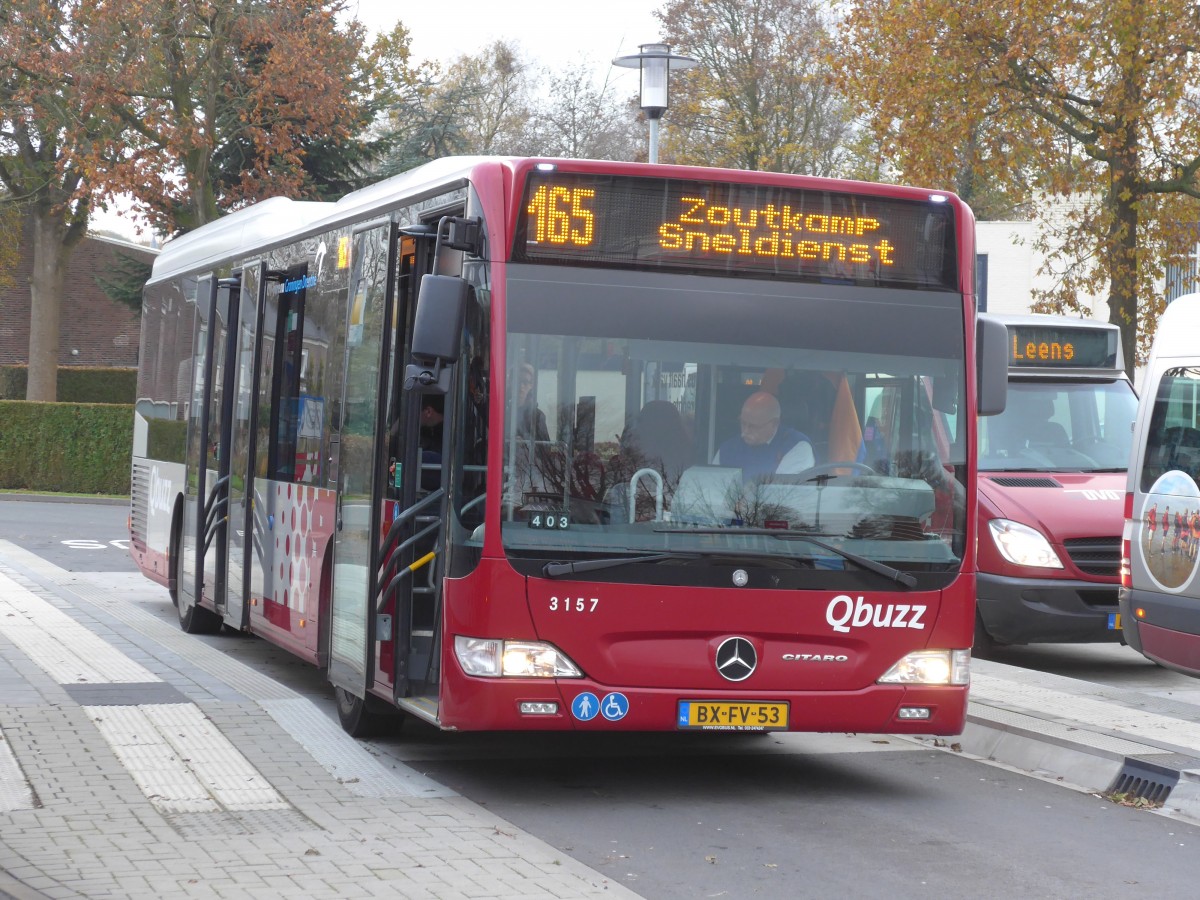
[600,692,629,721]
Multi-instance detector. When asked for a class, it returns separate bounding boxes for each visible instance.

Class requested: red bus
[129,157,1008,737]
[974,315,1137,653]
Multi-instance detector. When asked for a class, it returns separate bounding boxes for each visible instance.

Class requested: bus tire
[178,593,222,635]
[334,686,403,738]
[168,501,183,608]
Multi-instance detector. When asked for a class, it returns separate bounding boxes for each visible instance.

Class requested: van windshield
[980,379,1138,472]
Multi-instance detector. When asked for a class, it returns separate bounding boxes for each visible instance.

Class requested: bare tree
[656,0,854,174]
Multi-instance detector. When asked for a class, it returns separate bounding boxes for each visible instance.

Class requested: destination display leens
[1007,323,1119,370]
[512,171,959,290]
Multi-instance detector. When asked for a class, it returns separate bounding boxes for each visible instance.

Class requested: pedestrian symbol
[571,692,600,721]
[600,692,629,721]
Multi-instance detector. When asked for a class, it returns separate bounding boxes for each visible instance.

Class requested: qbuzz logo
[825,594,927,634]
[149,466,174,516]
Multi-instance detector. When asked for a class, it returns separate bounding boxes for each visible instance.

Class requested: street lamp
[612,43,698,165]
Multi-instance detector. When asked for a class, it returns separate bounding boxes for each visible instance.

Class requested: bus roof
[148,155,971,287]
[147,156,496,286]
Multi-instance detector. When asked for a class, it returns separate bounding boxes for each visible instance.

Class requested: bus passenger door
[179,276,216,619]
[180,275,239,626]
[221,261,268,630]
[328,220,398,701]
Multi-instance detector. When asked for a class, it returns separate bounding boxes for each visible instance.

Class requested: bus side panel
[130,276,196,587]
[246,480,336,662]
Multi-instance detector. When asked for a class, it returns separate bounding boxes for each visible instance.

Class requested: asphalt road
[6,497,1200,898]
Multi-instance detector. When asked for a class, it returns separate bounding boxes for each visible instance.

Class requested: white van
[1121,293,1200,674]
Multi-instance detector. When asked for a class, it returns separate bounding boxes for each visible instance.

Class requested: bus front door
[328,220,398,702]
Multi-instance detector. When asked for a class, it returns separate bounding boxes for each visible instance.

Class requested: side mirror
[976,314,1008,416]
[406,274,468,394]
[411,275,467,364]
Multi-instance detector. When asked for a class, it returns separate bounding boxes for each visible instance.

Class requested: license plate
[1108,613,1122,630]
[677,701,789,731]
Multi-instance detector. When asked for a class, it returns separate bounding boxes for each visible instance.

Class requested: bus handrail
[201,475,230,556]
[380,488,444,562]
[377,519,442,613]
[629,468,664,522]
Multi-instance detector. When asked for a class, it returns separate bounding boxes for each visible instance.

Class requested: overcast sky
[94,2,668,240]
[345,1,666,78]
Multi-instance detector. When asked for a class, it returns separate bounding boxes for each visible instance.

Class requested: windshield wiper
[655,527,918,589]
[542,552,696,579]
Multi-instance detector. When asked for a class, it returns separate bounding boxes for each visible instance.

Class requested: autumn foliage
[836,0,1200,366]
[84,0,369,234]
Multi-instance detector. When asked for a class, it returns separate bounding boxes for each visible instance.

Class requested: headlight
[988,519,1063,568]
[878,649,970,685]
[454,636,583,678]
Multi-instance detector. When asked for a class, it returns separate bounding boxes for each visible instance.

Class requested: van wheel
[972,612,997,659]
[334,687,404,738]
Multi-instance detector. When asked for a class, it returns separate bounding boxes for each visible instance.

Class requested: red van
[974,314,1138,654]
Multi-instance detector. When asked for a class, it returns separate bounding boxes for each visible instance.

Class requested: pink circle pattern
[271,482,334,613]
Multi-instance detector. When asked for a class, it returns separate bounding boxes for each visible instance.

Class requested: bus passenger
[712,391,814,481]
[516,363,549,442]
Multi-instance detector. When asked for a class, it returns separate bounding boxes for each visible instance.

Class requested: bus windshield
[498,264,967,585]
[980,379,1138,473]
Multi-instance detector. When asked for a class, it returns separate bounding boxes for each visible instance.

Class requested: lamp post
[612,43,698,165]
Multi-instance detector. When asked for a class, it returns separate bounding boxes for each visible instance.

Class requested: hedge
[0,401,132,494]
[0,366,137,403]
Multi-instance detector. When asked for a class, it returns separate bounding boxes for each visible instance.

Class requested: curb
[0,493,127,506]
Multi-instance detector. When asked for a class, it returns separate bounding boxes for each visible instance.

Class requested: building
[0,218,157,369]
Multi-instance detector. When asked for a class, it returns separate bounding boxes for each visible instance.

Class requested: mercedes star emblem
[715,636,757,682]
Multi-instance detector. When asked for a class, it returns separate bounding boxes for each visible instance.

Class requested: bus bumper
[977,573,1122,645]
[439,677,968,735]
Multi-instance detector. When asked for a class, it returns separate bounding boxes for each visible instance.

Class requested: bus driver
[713,391,815,481]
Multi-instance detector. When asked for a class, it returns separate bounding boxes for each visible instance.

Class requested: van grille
[987,476,1062,488]
[1063,537,1120,577]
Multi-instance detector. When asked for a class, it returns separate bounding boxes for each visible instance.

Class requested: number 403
[549,597,599,612]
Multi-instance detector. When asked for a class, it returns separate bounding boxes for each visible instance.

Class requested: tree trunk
[25,210,72,402]
[1107,174,1139,377]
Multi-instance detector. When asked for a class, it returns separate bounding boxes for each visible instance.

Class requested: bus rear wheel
[334,686,404,738]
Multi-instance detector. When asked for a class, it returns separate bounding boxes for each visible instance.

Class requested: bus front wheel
[334,686,403,738]
[178,593,222,635]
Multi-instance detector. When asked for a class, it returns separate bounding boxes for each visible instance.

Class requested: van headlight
[879,649,970,685]
[988,519,1063,568]
[454,636,583,678]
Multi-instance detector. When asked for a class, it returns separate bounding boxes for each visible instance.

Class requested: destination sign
[512,172,959,290]
[1007,323,1119,370]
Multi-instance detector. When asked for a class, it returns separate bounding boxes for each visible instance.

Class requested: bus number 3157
[549,597,599,612]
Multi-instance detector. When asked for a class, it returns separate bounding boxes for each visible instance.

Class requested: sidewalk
[3,530,1200,898]
[0,541,637,900]
[955,659,1200,821]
